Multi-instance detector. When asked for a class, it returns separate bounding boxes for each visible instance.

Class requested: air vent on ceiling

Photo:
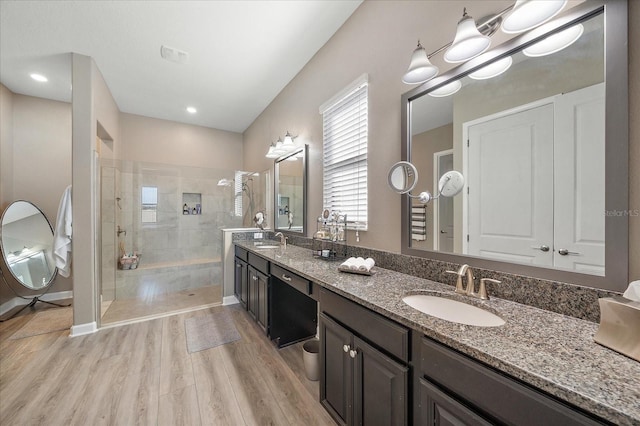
[160,45,189,64]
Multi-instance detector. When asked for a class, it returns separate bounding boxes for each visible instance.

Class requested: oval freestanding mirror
[0,200,67,320]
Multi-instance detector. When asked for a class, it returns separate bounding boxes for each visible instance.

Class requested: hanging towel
[53,185,73,277]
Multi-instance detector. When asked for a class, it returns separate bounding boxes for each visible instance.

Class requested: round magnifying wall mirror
[0,201,57,290]
[388,161,419,194]
[438,171,465,197]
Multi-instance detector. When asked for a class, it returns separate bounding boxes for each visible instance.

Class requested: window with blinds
[321,75,368,229]
[234,170,244,217]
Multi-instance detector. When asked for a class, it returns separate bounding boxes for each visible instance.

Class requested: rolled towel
[364,258,375,269]
[356,257,371,273]
[340,257,359,271]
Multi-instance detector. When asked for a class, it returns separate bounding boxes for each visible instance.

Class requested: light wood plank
[158,384,202,426]
[159,314,195,395]
[192,347,246,426]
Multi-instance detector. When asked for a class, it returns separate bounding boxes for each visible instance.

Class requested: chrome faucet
[444,264,500,300]
[274,232,287,249]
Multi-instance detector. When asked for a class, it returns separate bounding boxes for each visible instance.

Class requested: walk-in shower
[99,160,265,324]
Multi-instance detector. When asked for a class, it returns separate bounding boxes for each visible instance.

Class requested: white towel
[53,185,72,277]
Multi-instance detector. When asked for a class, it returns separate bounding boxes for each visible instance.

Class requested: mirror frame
[0,200,58,290]
[274,144,308,235]
[400,0,628,292]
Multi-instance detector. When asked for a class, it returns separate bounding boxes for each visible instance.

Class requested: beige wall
[0,84,13,208]
[0,87,72,305]
[243,0,638,280]
[72,53,121,328]
[119,113,243,170]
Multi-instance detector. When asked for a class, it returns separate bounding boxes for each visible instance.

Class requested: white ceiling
[0,0,362,133]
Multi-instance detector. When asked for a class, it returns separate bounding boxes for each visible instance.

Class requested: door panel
[467,104,554,265]
[420,379,492,426]
[353,337,408,426]
[436,151,454,252]
[320,313,352,426]
[554,83,605,274]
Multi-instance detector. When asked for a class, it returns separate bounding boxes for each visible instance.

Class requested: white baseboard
[70,321,97,337]
[222,295,239,306]
[0,290,73,316]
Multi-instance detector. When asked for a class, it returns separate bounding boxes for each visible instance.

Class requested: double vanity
[234,239,639,426]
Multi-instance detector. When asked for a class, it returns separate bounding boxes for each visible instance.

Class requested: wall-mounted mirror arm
[388,161,464,204]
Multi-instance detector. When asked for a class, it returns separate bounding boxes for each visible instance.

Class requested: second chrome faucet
[445,264,500,300]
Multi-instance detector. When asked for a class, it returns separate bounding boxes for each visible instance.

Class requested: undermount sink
[402,294,505,327]
[254,244,280,249]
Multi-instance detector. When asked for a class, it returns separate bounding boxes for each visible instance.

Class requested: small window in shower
[141,186,158,223]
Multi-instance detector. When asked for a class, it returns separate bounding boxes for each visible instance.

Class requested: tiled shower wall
[102,160,247,300]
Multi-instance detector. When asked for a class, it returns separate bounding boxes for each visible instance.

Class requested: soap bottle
[183,204,189,215]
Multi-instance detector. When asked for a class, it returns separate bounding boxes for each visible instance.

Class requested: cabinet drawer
[248,252,269,275]
[320,288,409,363]
[419,337,603,426]
[234,246,248,262]
[271,264,311,295]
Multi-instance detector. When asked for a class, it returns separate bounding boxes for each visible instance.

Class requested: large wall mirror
[401,0,628,292]
[274,144,308,234]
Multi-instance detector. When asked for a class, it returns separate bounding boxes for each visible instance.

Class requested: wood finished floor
[0,303,335,426]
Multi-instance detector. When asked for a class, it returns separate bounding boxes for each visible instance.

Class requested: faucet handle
[478,278,501,300]
[445,270,466,294]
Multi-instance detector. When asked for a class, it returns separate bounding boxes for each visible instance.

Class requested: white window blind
[322,76,368,229]
[234,170,244,217]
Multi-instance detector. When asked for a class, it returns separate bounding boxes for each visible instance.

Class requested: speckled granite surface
[237,240,640,426]
[237,232,621,322]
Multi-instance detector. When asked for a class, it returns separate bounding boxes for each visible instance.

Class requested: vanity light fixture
[30,73,48,82]
[428,80,462,97]
[468,56,513,80]
[444,9,492,63]
[502,0,567,34]
[402,0,569,84]
[266,132,299,159]
[402,41,439,84]
[186,106,197,114]
[265,142,280,159]
[522,23,584,57]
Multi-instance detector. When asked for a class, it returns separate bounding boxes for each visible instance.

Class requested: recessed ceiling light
[186,106,197,114]
[30,73,48,82]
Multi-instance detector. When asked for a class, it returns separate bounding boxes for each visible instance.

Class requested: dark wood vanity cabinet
[247,265,268,328]
[414,335,605,426]
[247,252,270,332]
[233,247,248,309]
[234,247,270,335]
[320,288,409,426]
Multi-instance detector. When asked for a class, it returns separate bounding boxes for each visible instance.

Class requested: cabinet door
[353,336,408,426]
[234,258,247,309]
[256,270,269,334]
[419,379,492,426]
[248,266,258,319]
[320,313,353,426]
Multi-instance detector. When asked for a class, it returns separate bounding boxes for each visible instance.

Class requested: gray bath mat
[184,311,241,353]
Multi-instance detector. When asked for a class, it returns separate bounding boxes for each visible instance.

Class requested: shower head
[217,178,233,187]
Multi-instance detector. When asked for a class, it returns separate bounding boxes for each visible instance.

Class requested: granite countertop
[236,241,640,425]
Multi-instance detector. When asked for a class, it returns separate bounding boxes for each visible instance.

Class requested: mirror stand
[0,267,70,322]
